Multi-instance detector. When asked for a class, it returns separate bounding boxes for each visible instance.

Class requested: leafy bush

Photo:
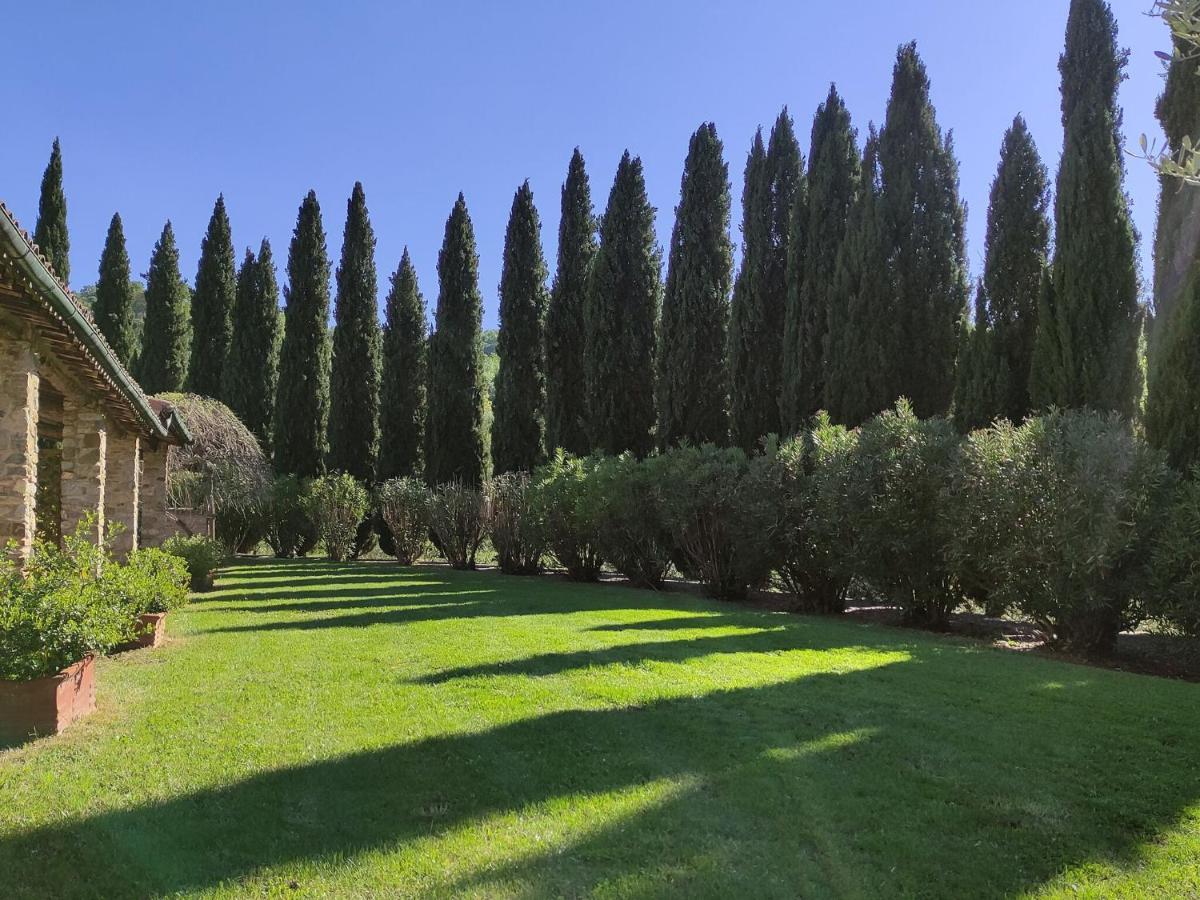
[489,473,545,575]
[980,410,1175,654]
[582,453,672,589]
[428,481,487,570]
[263,475,318,559]
[842,401,963,629]
[111,548,191,614]
[656,445,779,601]
[376,477,431,565]
[1150,472,1200,638]
[162,535,226,591]
[307,474,371,562]
[775,417,858,614]
[528,452,605,581]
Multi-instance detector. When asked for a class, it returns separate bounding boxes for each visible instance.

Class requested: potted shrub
[162,535,227,591]
[111,548,191,649]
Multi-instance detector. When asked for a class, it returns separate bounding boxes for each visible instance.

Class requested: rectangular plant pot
[134,612,168,649]
[0,655,96,744]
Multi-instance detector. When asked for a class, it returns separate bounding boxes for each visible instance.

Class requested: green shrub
[582,453,672,589]
[489,473,545,576]
[112,548,191,614]
[162,535,226,591]
[263,475,319,558]
[843,401,963,629]
[528,452,604,581]
[1150,472,1200,638]
[656,445,778,601]
[982,410,1175,654]
[428,481,487,570]
[376,477,431,565]
[307,474,371,562]
[775,416,858,614]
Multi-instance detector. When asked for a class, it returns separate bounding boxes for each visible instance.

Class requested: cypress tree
[1031,0,1140,416]
[274,191,332,478]
[585,151,661,457]
[729,110,802,451]
[188,195,236,398]
[492,181,549,474]
[137,222,191,394]
[826,126,890,426]
[34,138,70,285]
[93,212,137,366]
[876,42,969,418]
[224,239,281,451]
[952,285,1008,433]
[783,85,860,431]
[1146,38,1200,471]
[426,194,486,487]
[379,249,428,480]
[546,149,598,456]
[327,182,382,482]
[657,122,733,448]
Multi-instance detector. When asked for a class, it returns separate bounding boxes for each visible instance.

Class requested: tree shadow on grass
[2,645,1198,899]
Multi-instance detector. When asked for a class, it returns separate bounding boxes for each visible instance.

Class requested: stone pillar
[0,338,39,561]
[106,429,140,559]
[61,398,107,545]
[139,442,171,548]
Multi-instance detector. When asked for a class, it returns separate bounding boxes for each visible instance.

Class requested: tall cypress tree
[224,239,281,451]
[783,85,860,431]
[585,151,661,457]
[188,195,237,398]
[492,181,549,474]
[138,222,191,394]
[1031,0,1140,416]
[93,212,137,366]
[274,191,332,478]
[826,126,890,427]
[953,284,1007,433]
[729,110,802,451]
[546,149,598,456]
[426,194,486,487]
[379,249,428,480]
[327,182,382,481]
[876,42,968,418]
[1146,37,1200,472]
[657,122,733,448]
[34,138,70,285]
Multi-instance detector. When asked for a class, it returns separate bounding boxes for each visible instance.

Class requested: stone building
[0,202,190,561]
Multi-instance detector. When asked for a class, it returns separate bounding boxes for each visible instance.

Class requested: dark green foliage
[1150,474,1200,638]
[492,182,549,474]
[582,453,673,589]
[1146,272,1200,470]
[783,86,860,433]
[1032,0,1141,416]
[953,287,1007,433]
[657,123,733,448]
[489,472,545,575]
[527,452,605,581]
[379,250,428,480]
[307,473,371,562]
[426,194,486,488]
[274,191,332,478]
[826,127,890,426]
[729,111,803,451]
[876,43,969,418]
[328,183,382,482]
[33,138,70,285]
[263,475,319,558]
[376,477,431,564]
[93,212,137,366]
[585,152,661,457]
[188,195,236,399]
[224,240,282,453]
[546,150,598,457]
[138,222,191,394]
[427,481,486,569]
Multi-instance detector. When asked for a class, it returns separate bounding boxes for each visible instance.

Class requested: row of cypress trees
[30,0,1191,487]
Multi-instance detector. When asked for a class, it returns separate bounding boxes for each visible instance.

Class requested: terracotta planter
[191,571,215,592]
[134,612,168,649]
[0,656,96,744]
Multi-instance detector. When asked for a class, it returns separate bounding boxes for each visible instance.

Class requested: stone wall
[107,430,140,558]
[0,337,39,560]
[61,397,107,545]
[140,442,171,547]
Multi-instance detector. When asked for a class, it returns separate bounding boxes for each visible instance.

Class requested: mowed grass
[1,559,1199,899]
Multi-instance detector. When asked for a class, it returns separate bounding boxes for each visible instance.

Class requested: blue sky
[4,1,1168,328]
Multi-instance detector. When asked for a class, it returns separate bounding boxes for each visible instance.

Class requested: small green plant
[376,477,431,565]
[528,452,605,581]
[307,474,371,562]
[488,473,544,576]
[110,548,191,614]
[428,481,487,570]
[162,535,227,591]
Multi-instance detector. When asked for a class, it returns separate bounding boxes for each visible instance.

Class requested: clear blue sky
[4,1,1168,328]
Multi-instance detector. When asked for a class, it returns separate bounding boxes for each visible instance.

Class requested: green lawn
[1,559,1198,898]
